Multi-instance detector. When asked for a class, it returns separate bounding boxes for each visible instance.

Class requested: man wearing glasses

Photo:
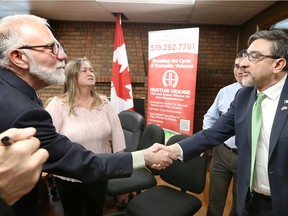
[165,29,288,216]
[0,14,176,216]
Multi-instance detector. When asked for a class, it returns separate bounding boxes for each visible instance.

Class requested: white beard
[26,51,65,85]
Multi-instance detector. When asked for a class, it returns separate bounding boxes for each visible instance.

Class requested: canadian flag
[111,14,134,114]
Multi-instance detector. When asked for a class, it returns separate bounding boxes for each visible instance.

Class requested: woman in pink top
[46,57,126,216]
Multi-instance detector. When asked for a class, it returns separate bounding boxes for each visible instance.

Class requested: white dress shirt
[253,74,287,195]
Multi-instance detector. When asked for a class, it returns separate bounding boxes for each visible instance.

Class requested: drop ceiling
[0,0,279,25]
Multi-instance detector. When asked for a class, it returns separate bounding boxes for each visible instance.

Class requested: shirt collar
[260,74,287,102]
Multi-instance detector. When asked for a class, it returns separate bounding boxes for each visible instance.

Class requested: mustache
[55,63,65,69]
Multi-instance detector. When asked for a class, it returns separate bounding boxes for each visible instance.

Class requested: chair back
[118,110,145,152]
[106,123,159,203]
[138,124,165,175]
[137,124,165,150]
[160,134,207,194]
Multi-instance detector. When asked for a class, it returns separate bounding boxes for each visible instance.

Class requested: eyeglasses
[17,43,63,56]
[242,51,279,62]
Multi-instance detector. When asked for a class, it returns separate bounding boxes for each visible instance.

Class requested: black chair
[118,110,145,152]
[126,134,208,216]
[106,124,165,214]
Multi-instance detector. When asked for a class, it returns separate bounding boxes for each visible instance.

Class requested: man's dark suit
[179,77,288,216]
[0,198,14,216]
[0,68,133,215]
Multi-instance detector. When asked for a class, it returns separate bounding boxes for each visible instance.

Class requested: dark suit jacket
[179,77,288,216]
[0,198,14,216]
[0,68,133,215]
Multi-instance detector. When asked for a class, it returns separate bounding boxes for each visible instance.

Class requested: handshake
[142,143,181,170]
[0,129,180,207]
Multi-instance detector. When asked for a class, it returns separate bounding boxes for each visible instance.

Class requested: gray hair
[0,14,49,66]
[248,29,288,70]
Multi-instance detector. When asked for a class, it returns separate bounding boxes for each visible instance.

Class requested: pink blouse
[45,96,126,182]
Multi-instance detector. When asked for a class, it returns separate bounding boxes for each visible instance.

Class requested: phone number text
[150,43,195,51]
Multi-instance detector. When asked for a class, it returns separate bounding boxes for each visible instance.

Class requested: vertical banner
[147,28,199,136]
[111,14,134,114]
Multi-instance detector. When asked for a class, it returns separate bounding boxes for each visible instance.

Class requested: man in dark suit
[165,29,288,216]
[0,14,175,216]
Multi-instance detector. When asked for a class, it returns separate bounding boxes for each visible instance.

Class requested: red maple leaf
[112,60,132,101]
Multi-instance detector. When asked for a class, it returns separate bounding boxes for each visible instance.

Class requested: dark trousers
[207,143,238,216]
[54,177,108,216]
[245,191,274,216]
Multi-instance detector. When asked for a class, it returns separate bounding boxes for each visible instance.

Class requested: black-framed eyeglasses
[17,43,63,56]
[242,51,279,62]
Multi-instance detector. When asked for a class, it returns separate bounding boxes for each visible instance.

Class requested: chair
[126,134,208,216]
[118,110,145,152]
[106,124,165,214]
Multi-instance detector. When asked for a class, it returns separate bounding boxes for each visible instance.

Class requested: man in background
[203,50,245,216]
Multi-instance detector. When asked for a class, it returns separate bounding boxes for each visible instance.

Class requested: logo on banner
[162,70,178,88]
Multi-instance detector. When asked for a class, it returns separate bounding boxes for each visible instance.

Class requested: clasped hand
[143,143,179,170]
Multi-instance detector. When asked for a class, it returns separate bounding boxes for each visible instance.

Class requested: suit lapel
[269,78,288,158]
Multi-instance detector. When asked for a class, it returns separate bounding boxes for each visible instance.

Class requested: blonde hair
[61,57,102,115]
